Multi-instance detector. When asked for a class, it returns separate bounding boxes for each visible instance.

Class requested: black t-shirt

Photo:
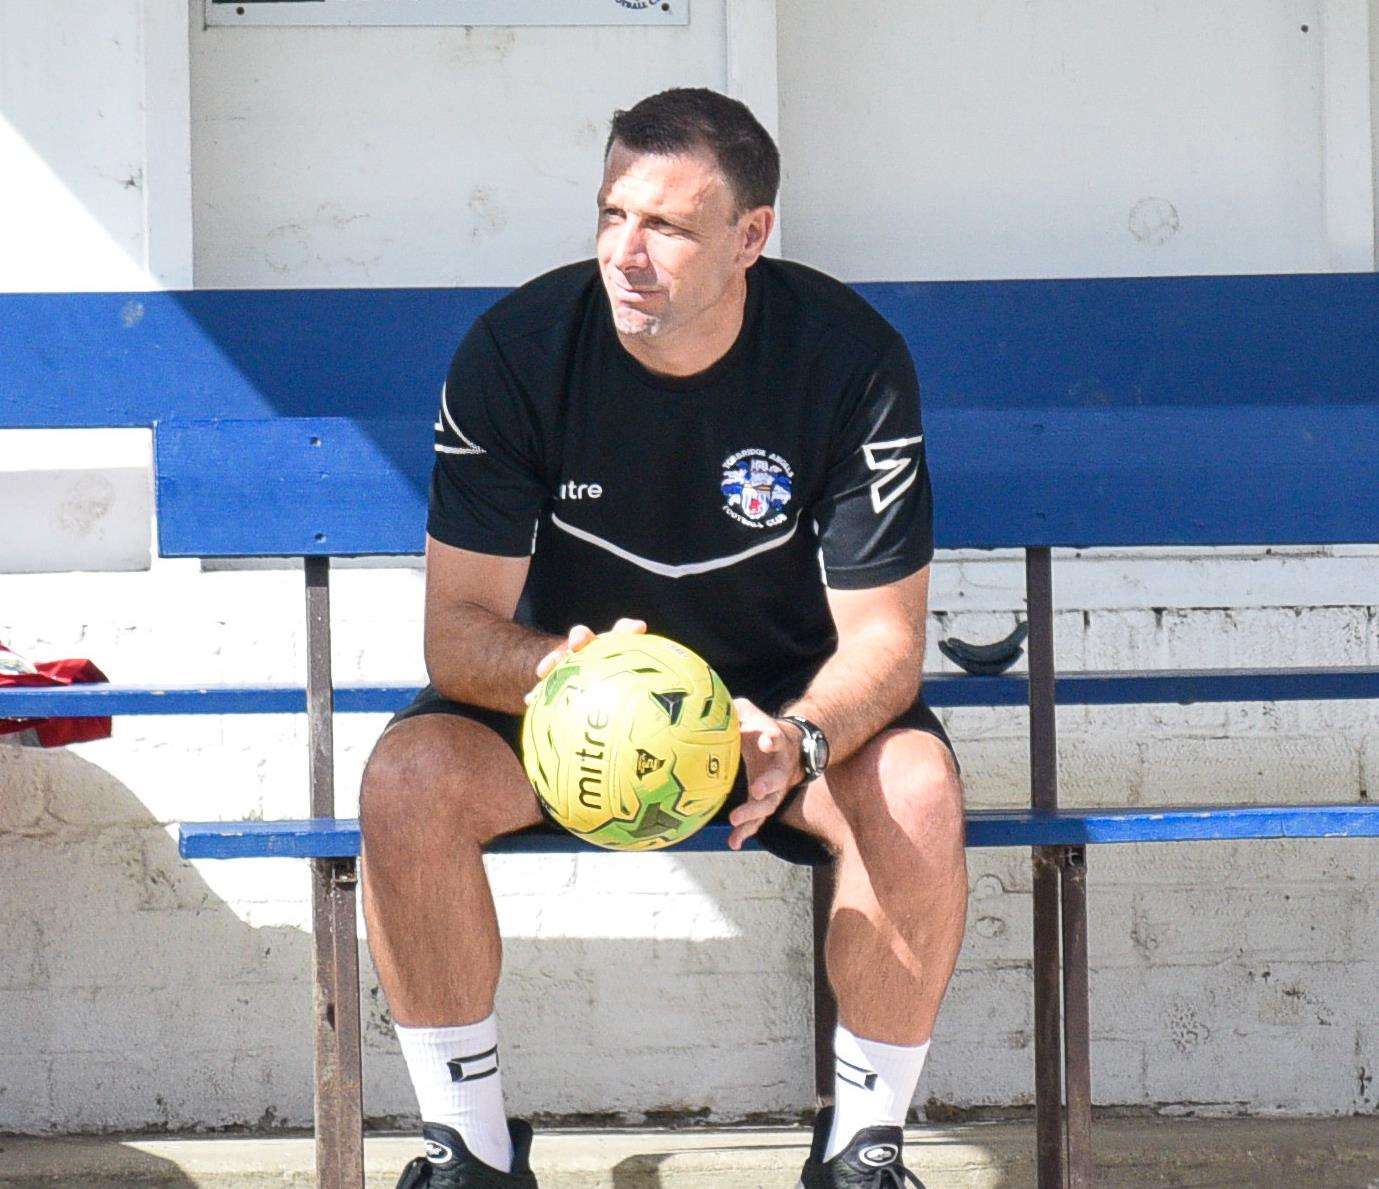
[428,256,934,702]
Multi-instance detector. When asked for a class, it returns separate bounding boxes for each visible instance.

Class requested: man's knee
[865,732,965,852]
[360,719,450,843]
[360,715,527,850]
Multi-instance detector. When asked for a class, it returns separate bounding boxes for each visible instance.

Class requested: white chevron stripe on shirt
[549,513,798,578]
[436,382,486,455]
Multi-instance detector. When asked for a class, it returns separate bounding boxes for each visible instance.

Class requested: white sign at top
[206,0,687,26]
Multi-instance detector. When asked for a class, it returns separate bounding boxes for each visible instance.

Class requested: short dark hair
[605,88,780,215]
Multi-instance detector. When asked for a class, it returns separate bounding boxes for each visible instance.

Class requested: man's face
[596,141,754,341]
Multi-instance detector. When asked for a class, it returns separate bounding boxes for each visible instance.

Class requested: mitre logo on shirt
[720,448,793,528]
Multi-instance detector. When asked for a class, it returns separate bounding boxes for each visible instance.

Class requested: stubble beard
[611,304,664,338]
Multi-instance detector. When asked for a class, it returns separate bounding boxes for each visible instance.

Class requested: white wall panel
[1371,0,1379,257]
[778,0,1352,280]
[191,4,743,286]
[1320,1,1375,268]
[0,0,153,290]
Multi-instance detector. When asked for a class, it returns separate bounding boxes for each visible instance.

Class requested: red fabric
[0,656,112,747]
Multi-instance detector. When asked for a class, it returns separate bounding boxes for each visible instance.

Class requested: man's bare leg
[360,712,544,1173]
[778,727,967,1159]
[361,713,543,1022]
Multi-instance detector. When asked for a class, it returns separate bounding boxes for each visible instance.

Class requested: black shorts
[386,682,959,867]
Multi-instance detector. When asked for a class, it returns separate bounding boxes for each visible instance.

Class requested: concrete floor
[2,1116,1378,1187]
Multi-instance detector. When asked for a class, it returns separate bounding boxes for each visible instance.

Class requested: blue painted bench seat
[143,409,1379,556]
[179,804,1379,861]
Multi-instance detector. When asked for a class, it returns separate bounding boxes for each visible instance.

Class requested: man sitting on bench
[360,87,968,1189]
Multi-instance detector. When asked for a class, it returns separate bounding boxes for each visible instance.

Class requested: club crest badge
[721,448,794,529]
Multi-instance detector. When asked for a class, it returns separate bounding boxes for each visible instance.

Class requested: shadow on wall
[0,739,826,1138]
[611,1154,668,1188]
[0,743,318,1138]
[0,1136,199,1186]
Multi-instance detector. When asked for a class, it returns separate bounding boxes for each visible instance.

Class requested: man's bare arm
[422,535,562,714]
[781,564,930,769]
[726,565,930,849]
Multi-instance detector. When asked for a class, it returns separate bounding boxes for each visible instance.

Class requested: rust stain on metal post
[1026,548,1064,1188]
[305,558,364,1188]
[1032,848,1064,1187]
[1060,846,1093,1188]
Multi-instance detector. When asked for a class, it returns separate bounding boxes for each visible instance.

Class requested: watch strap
[779,714,828,780]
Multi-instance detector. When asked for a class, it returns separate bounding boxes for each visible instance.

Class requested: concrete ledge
[2,1117,1377,1187]
[0,429,152,573]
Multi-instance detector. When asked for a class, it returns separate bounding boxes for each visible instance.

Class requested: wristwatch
[779,715,830,781]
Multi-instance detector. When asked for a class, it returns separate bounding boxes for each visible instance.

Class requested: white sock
[824,1023,931,1161]
[395,1015,514,1173]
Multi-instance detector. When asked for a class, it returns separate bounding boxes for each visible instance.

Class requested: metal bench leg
[304,556,364,1188]
[1060,846,1093,1188]
[1032,847,1064,1186]
[314,856,365,1188]
[812,862,838,1108]
[1026,548,1066,1187]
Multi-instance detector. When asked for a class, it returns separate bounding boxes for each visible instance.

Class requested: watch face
[807,730,829,775]
[795,722,827,777]
[784,716,828,778]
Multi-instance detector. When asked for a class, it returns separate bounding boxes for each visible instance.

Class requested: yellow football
[521,632,740,850]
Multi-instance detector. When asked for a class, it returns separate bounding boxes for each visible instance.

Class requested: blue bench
[180,804,1379,859]
[4,275,1378,1189]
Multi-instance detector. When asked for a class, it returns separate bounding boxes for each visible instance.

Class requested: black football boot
[796,1106,926,1188]
[394,1120,540,1189]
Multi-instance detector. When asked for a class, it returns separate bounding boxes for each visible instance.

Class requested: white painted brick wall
[2,551,1376,1131]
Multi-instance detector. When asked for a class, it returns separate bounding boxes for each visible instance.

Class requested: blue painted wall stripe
[7,274,1379,428]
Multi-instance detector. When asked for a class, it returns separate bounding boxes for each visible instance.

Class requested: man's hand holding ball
[727,699,808,851]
